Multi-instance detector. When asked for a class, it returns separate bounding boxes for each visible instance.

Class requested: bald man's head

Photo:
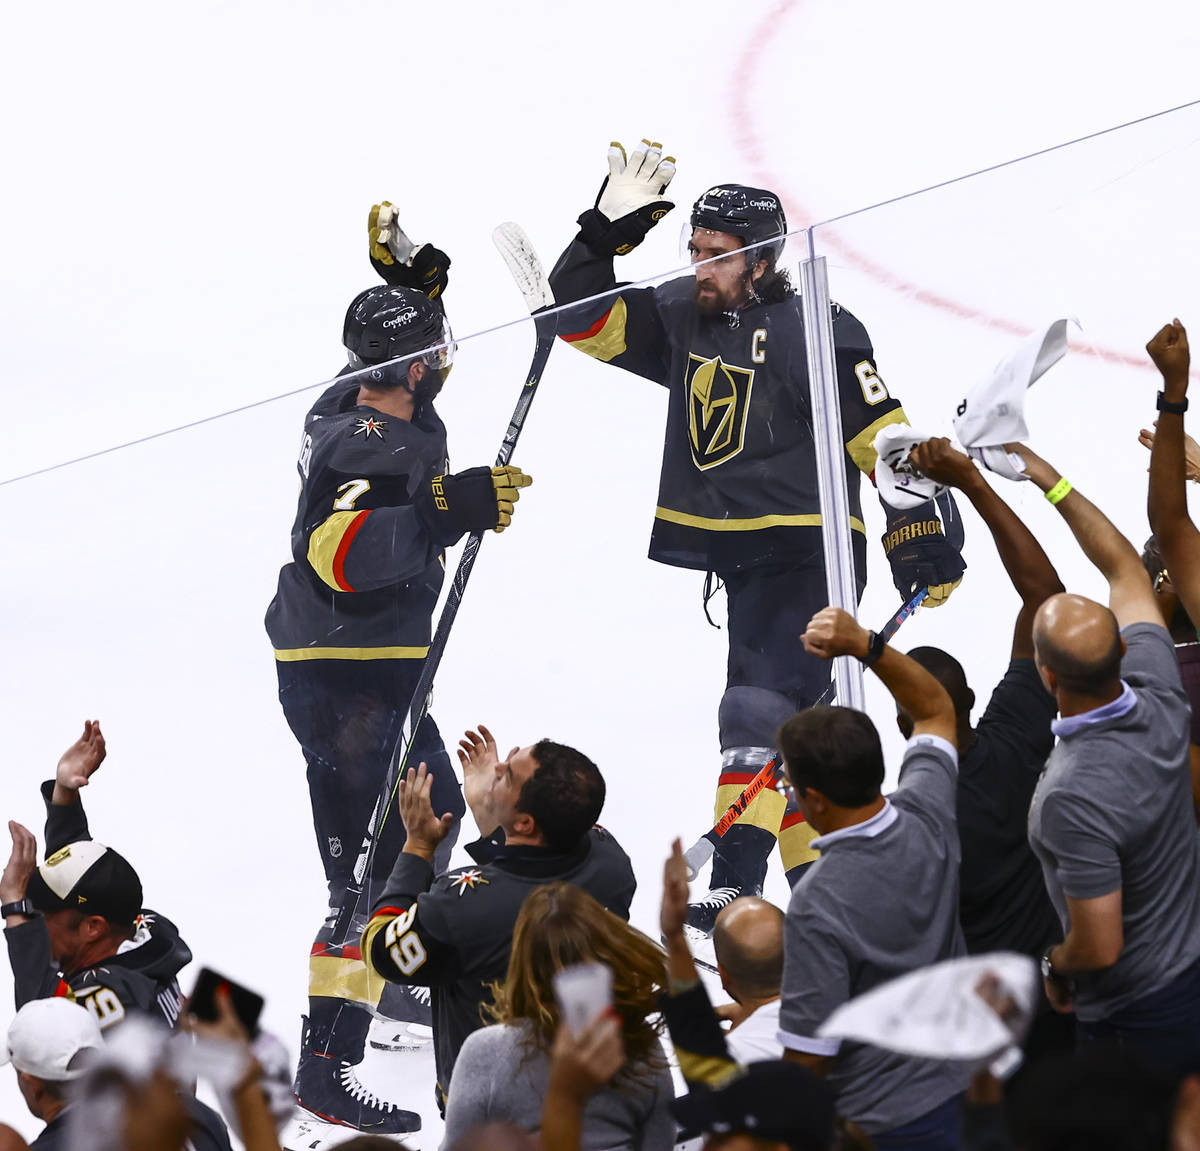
[0,1125,28,1151]
[1033,593,1124,696]
[712,896,785,1001]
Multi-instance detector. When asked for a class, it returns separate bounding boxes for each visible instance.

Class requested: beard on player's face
[692,272,751,316]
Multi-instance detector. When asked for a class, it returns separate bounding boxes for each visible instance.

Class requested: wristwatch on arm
[1041,947,1073,990]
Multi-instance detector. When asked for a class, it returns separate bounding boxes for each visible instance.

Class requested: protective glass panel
[0,257,764,1135]
[812,101,1200,769]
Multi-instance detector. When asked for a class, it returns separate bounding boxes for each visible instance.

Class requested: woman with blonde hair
[440,882,675,1151]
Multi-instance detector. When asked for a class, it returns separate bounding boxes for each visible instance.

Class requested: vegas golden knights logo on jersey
[686,354,755,471]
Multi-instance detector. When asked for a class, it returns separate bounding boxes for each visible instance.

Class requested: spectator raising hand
[1138,422,1200,482]
[999,435,1200,1076]
[4,721,192,1035]
[540,1015,627,1151]
[52,719,106,803]
[1147,319,1200,632]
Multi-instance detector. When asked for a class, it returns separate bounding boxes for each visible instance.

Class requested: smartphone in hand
[553,962,613,1038]
[188,967,264,1038]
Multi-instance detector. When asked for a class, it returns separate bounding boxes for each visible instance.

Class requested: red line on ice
[727,0,1149,372]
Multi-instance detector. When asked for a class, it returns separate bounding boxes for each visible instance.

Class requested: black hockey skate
[683,885,743,941]
[293,1015,421,1136]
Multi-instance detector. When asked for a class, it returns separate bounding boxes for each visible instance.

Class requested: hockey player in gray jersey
[550,141,966,927]
[265,246,533,1132]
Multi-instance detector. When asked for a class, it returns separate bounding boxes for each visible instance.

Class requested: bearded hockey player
[265,246,533,1133]
[549,141,966,930]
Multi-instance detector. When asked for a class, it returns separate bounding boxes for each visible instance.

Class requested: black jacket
[362,826,636,1101]
[5,782,191,1032]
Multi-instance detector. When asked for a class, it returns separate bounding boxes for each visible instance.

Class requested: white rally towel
[873,424,946,510]
[817,952,1038,1071]
[952,318,1081,480]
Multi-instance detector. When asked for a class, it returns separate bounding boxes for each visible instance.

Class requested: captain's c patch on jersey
[686,354,755,471]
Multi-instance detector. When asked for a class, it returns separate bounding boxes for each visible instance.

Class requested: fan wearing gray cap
[548,139,967,931]
[1,722,191,1033]
[3,997,103,1151]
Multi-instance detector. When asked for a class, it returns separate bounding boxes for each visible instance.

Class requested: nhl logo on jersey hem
[328,837,343,859]
[686,354,755,471]
[352,416,388,440]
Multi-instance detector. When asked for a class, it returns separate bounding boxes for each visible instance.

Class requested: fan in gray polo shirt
[1001,434,1200,1078]
[776,605,969,1146]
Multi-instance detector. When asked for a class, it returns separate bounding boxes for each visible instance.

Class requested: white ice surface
[2,0,1200,1142]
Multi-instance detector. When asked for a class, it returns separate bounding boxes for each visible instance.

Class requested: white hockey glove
[368,201,417,267]
[578,138,676,256]
[368,202,451,299]
[597,139,676,220]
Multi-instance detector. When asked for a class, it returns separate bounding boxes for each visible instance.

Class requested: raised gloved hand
[414,465,532,545]
[882,491,966,608]
[577,138,676,257]
[368,201,451,299]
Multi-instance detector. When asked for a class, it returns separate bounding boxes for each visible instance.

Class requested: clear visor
[420,313,456,372]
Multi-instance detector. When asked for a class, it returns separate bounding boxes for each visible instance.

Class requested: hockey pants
[276,658,465,1052]
[711,556,865,893]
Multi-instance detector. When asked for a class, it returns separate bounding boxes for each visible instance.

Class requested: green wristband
[1045,477,1073,506]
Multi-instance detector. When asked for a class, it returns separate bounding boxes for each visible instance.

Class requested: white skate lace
[690,885,741,910]
[339,1062,396,1112]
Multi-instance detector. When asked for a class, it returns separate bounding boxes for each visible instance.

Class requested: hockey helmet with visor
[686,184,788,268]
[343,285,456,404]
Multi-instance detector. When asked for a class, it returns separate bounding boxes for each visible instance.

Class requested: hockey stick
[333,223,557,941]
[682,587,929,879]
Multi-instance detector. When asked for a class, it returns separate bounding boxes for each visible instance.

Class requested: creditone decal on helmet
[342,285,456,404]
[689,184,788,264]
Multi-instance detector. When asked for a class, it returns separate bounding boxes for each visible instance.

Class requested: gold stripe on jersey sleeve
[361,915,389,975]
[274,645,430,662]
[676,1049,741,1088]
[308,955,385,1009]
[655,507,866,535]
[561,298,629,362]
[307,510,365,590]
[845,407,910,475]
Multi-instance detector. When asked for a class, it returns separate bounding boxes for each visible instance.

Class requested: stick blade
[492,222,554,312]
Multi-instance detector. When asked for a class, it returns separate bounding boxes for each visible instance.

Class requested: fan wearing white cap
[1,722,192,1035]
[3,997,103,1151]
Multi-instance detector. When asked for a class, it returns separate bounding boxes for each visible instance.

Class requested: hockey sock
[780,818,820,887]
[300,993,373,1065]
[306,906,387,1064]
[710,822,777,894]
[709,747,787,893]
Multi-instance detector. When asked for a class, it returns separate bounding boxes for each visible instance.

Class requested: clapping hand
[0,822,37,907]
[660,838,690,941]
[398,762,455,859]
[54,719,106,802]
